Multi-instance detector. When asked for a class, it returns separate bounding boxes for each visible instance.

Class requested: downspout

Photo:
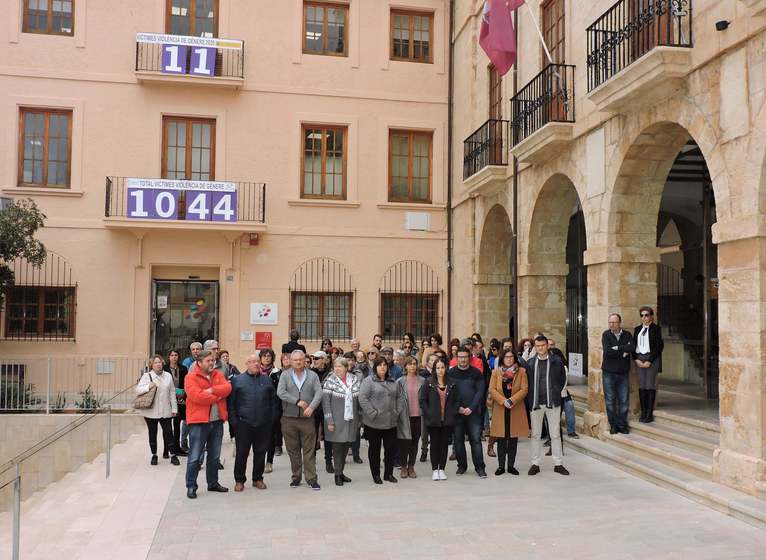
[511,4,520,342]
[447,0,455,338]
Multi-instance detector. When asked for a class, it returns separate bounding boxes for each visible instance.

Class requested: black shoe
[275,446,283,456]
[170,456,180,466]
[476,469,488,479]
[373,476,383,485]
[162,451,169,459]
[528,465,540,476]
[175,449,188,457]
[150,455,158,465]
[508,467,520,475]
[353,457,363,464]
[455,467,467,475]
[207,483,229,492]
[545,449,552,456]
[307,479,321,491]
[341,474,352,483]
[567,432,580,439]
[554,465,570,476]
[419,450,428,463]
[494,467,505,476]
[326,463,335,474]
[186,487,197,499]
[335,475,343,487]
[619,426,630,435]
[384,475,398,483]
[217,461,224,470]
[609,427,618,435]
[290,479,301,488]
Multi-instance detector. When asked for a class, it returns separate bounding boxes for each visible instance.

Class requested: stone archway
[475,204,513,339]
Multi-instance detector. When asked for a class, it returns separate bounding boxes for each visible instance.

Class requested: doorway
[565,203,588,374]
[151,280,219,359]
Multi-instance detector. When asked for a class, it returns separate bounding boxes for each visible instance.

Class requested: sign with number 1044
[126,178,238,222]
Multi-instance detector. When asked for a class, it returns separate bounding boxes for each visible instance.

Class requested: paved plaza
[4,432,764,560]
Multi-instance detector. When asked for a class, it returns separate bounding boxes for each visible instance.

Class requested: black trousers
[428,426,451,470]
[331,442,352,475]
[145,417,176,456]
[165,415,182,455]
[365,425,397,478]
[234,423,272,484]
[496,437,518,470]
[398,416,422,468]
[267,410,283,463]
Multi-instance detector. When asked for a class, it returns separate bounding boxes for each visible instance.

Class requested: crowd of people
[134,306,664,499]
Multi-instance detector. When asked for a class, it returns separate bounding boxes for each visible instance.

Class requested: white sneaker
[438,469,447,481]
[432,470,440,481]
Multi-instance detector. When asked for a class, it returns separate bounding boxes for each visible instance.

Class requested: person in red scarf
[487,348,529,475]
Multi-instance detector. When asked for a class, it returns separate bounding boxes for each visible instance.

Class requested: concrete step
[629,420,718,455]
[604,432,713,479]
[757,481,766,502]
[566,433,766,531]
[653,410,720,437]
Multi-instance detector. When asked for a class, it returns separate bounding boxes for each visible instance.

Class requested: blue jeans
[351,434,361,459]
[603,371,629,430]
[563,398,576,434]
[185,420,223,490]
[453,412,485,471]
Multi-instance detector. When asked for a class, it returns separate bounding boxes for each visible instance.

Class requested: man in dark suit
[601,314,635,434]
[633,306,664,423]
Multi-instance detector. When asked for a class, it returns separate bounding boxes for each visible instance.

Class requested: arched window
[289,257,354,341]
[3,251,77,340]
[379,260,440,340]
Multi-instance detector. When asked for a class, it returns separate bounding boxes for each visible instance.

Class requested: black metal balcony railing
[105,177,266,223]
[587,0,693,91]
[135,37,245,79]
[463,119,509,180]
[510,63,575,146]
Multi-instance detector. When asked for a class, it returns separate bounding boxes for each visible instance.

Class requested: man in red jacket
[184,350,232,499]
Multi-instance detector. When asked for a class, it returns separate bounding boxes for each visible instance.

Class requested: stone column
[581,246,660,436]
[713,218,766,493]
[474,273,513,339]
[516,262,569,347]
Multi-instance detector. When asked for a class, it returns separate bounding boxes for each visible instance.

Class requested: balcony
[586,0,693,112]
[462,119,509,196]
[510,63,575,165]
[134,33,245,89]
[103,177,266,234]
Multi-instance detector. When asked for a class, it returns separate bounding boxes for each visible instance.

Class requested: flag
[479,0,524,77]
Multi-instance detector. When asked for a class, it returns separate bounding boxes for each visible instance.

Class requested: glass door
[151,280,219,360]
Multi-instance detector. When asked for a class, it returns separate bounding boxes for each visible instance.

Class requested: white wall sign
[250,303,278,325]
[157,295,168,309]
[241,331,254,342]
[569,353,584,376]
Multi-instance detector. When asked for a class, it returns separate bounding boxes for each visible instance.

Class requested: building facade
[0,1,450,361]
[453,0,766,495]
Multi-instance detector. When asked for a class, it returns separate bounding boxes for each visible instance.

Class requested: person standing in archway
[601,314,635,434]
[633,306,664,423]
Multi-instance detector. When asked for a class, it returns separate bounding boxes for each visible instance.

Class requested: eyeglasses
[640,313,651,318]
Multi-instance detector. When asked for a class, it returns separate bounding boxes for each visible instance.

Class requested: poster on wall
[255,332,273,350]
[569,353,584,376]
[250,303,278,325]
[240,331,254,342]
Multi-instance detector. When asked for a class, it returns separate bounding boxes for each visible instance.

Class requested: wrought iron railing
[511,63,575,146]
[463,119,509,180]
[135,35,245,79]
[587,0,693,91]
[105,177,266,223]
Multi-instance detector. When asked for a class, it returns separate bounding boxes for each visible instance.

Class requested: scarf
[338,375,355,421]
[259,364,271,376]
[500,364,517,391]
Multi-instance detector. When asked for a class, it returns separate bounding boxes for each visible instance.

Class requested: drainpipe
[447,0,455,338]
[511,4,520,342]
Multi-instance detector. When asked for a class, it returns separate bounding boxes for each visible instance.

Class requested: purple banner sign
[125,179,238,223]
[161,44,188,74]
[190,47,217,77]
[211,191,237,222]
[185,191,212,221]
[128,188,179,220]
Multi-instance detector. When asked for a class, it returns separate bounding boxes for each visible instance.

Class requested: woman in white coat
[137,355,179,465]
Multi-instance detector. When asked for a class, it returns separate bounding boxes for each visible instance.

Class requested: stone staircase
[566,385,766,530]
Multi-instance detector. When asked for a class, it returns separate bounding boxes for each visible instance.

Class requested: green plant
[0,198,46,299]
[0,379,41,411]
[75,385,102,411]
[51,391,68,413]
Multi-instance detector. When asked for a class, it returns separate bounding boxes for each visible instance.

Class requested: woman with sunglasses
[633,306,664,423]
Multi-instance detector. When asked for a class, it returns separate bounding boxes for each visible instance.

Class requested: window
[302,125,347,199]
[381,294,438,341]
[303,2,348,56]
[489,65,502,120]
[389,130,432,203]
[541,0,565,64]
[166,0,218,37]
[23,0,74,35]
[291,292,352,341]
[18,108,72,188]
[390,10,433,63]
[162,116,215,180]
[4,286,76,340]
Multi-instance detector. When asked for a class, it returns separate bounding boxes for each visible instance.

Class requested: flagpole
[524,2,553,65]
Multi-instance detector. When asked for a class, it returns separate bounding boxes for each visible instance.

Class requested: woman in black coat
[165,349,188,456]
[633,306,664,423]
[418,356,459,482]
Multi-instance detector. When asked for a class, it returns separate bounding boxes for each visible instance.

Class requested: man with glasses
[447,346,487,478]
[601,314,635,434]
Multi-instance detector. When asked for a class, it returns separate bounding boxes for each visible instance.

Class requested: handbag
[133,371,158,410]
